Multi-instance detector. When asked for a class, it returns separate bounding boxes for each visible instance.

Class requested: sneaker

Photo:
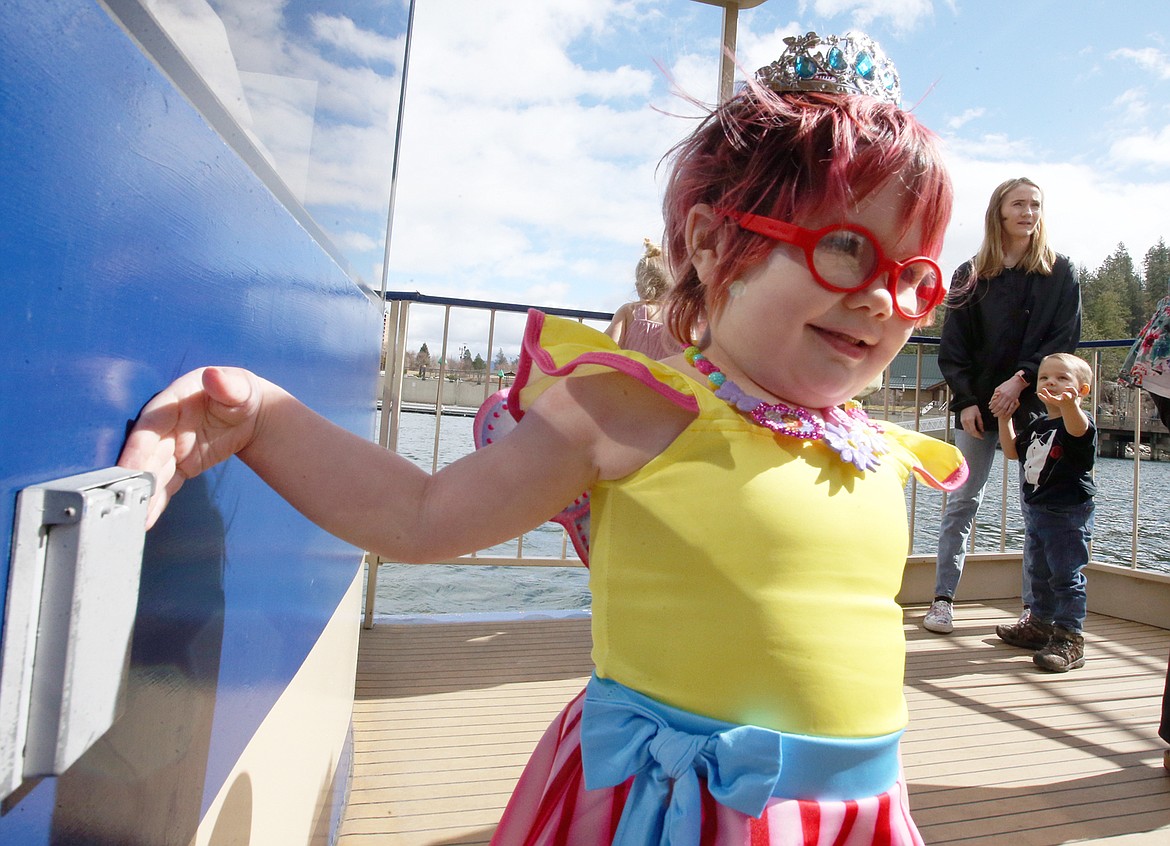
[923,599,954,634]
[996,614,1053,649]
[1034,626,1085,672]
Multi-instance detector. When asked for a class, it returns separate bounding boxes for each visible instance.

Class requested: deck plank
[337,604,1170,845]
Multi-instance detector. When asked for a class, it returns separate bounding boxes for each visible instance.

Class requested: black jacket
[939,255,1081,431]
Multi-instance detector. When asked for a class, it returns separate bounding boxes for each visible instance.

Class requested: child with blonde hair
[604,238,674,358]
[996,352,1096,672]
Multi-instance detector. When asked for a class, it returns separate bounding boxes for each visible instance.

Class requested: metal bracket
[0,468,154,799]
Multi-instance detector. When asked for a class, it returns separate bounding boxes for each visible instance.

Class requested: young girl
[604,239,674,358]
[119,31,965,846]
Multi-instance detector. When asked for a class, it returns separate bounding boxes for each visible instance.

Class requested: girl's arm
[604,302,632,346]
[118,366,692,562]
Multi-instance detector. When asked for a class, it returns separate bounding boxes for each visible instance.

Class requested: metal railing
[364,291,1156,626]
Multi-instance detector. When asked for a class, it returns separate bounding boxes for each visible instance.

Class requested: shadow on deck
[339,602,1170,845]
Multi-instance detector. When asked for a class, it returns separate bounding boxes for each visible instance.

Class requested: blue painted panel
[0,0,379,841]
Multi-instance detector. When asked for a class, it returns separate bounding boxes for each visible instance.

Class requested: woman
[924,177,1081,636]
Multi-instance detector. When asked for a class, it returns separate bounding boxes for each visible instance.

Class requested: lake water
[374,410,1170,616]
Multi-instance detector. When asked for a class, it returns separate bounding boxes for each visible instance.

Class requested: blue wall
[0,1,380,841]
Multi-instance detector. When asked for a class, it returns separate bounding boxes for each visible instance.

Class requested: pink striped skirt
[492,688,924,846]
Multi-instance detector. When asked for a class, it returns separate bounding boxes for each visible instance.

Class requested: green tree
[1081,246,1140,339]
[1143,239,1170,315]
[1081,248,1139,379]
[472,353,486,371]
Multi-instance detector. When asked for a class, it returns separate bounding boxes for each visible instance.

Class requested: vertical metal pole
[379,0,416,300]
[718,4,738,102]
[1132,384,1142,567]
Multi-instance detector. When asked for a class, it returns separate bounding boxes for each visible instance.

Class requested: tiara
[755,31,901,107]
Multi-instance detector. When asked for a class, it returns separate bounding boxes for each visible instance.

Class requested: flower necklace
[684,346,888,472]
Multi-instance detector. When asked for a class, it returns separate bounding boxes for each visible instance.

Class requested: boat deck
[339,601,1170,845]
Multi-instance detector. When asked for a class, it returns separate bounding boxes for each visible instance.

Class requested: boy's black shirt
[1013,414,1097,506]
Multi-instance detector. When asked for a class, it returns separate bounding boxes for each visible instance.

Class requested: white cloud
[801,0,936,33]
[1110,47,1170,80]
[309,14,405,64]
[1112,88,1150,124]
[1110,126,1170,170]
[946,107,984,131]
[382,0,708,310]
[335,230,380,253]
[943,132,1040,163]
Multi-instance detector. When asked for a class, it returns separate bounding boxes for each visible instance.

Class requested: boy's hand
[1038,385,1080,410]
[989,373,1024,417]
[117,367,264,528]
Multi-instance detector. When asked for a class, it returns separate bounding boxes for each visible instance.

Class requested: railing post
[1132,379,1142,567]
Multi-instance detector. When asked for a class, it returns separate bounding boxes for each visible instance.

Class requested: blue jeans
[1022,499,1093,633]
[934,429,1033,605]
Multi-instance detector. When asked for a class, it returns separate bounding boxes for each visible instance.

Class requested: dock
[339,601,1170,845]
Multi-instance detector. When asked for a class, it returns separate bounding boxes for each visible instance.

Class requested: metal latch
[0,468,154,799]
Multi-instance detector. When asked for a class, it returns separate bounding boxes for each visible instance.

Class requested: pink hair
[662,82,953,344]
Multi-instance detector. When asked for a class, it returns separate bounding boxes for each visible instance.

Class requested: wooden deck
[339,602,1170,845]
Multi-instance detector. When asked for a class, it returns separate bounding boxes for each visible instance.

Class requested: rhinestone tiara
[755,31,902,107]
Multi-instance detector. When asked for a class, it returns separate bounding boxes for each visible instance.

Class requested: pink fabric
[511,309,699,424]
[491,692,926,846]
[620,303,674,359]
[912,459,968,492]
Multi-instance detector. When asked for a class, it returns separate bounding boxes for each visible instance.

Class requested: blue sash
[580,674,902,846]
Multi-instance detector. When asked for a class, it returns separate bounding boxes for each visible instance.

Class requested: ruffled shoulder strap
[880,422,968,491]
[510,310,700,420]
[471,311,702,565]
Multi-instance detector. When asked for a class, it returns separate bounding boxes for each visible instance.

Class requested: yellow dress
[493,311,967,846]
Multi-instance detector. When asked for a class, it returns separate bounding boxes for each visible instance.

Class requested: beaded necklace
[684,345,889,472]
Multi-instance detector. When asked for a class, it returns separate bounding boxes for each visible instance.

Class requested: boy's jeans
[935,429,1033,605]
[1021,499,1094,633]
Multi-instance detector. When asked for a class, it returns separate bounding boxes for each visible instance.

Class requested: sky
[388,0,1170,310]
[153,0,1170,354]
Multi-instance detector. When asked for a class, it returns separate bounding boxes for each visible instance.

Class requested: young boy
[994,352,1097,672]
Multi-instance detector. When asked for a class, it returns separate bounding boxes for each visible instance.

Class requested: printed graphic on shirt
[1023,429,1058,486]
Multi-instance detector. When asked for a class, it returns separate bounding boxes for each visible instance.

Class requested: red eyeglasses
[720,209,946,320]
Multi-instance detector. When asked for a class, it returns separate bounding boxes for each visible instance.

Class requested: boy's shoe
[1033,626,1086,672]
[996,614,1053,649]
[923,599,954,634]
[1163,748,1170,774]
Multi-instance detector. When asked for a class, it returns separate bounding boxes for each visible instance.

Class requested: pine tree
[1083,245,1140,339]
[1143,239,1170,315]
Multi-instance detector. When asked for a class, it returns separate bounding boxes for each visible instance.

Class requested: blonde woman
[924,177,1081,636]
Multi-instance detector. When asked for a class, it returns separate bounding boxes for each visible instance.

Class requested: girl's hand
[117,367,265,528]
